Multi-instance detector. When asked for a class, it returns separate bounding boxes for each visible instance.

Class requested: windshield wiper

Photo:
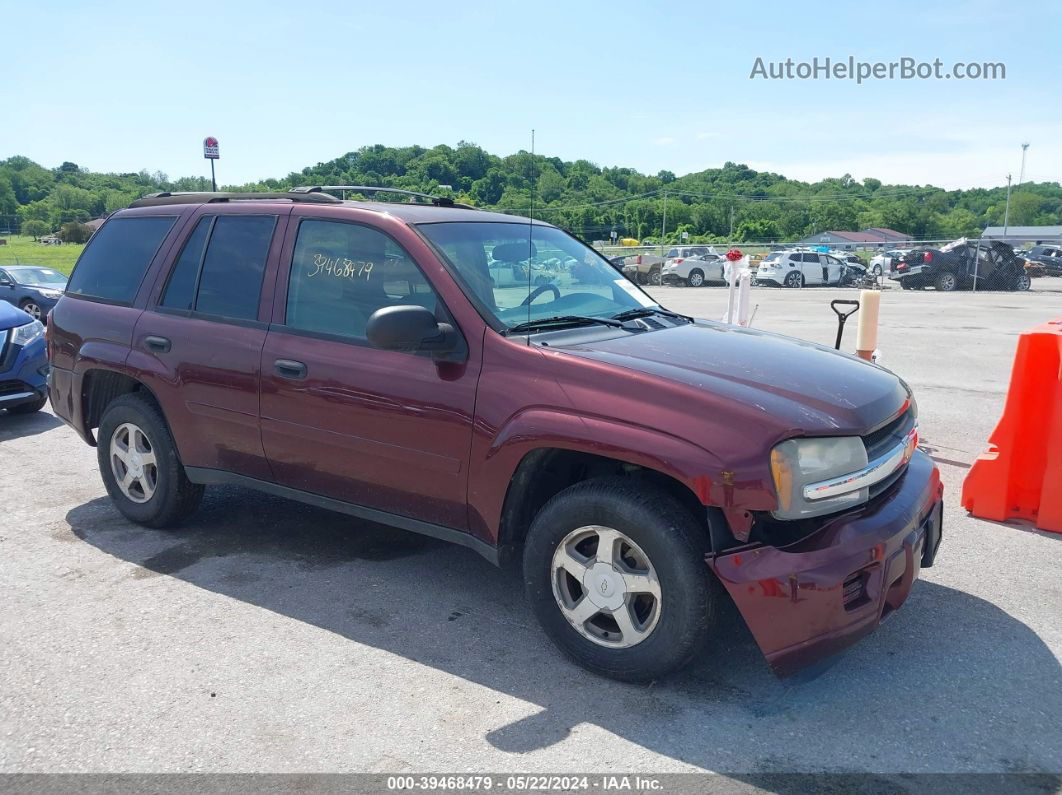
[505,315,626,334]
[611,307,692,323]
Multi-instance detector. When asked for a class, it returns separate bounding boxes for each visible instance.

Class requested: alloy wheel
[22,302,42,320]
[551,525,662,648]
[109,422,158,503]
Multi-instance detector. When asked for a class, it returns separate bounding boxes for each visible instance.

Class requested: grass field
[0,236,84,275]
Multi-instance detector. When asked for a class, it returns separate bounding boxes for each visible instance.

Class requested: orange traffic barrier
[961,318,1062,533]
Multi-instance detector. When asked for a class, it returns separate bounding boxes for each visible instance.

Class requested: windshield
[10,267,67,286]
[418,222,657,330]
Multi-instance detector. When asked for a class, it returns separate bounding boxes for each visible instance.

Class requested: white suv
[661,252,725,286]
[756,251,846,287]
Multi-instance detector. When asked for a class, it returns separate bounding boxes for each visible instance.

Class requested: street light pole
[1018,143,1030,186]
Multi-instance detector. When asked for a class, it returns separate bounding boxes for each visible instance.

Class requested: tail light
[923,252,934,263]
[898,262,908,271]
[635,255,643,264]
[674,258,684,264]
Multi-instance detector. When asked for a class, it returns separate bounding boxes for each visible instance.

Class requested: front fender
[467,407,772,544]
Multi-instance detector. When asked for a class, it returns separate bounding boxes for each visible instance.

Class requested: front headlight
[770,436,869,519]
[38,288,64,299]
[11,319,45,347]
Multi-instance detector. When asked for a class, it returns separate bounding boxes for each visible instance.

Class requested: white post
[855,289,880,361]
[737,267,752,327]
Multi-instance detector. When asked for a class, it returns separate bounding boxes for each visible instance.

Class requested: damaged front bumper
[709,450,943,677]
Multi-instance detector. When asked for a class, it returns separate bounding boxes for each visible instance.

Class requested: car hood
[0,300,33,332]
[554,321,907,435]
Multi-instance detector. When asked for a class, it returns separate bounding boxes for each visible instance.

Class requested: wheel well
[82,370,162,436]
[497,449,710,563]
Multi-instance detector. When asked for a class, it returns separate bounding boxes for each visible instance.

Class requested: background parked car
[889,239,1030,291]
[0,265,68,321]
[621,253,666,285]
[1022,244,1062,276]
[661,253,724,286]
[622,245,717,286]
[0,300,48,414]
[869,249,908,276]
[755,250,846,287]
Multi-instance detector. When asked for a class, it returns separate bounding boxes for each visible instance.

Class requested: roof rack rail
[292,185,476,209]
[128,191,343,208]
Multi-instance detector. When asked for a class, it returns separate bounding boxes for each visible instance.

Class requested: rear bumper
[710,450,943,677]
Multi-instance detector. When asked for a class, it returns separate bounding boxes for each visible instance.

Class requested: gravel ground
[1,281,1060,777]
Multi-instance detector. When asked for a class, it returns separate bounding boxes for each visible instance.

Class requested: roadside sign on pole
[203,137,220,160]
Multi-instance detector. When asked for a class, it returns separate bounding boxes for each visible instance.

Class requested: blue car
[0,265,68,322]
[0,300,48,414]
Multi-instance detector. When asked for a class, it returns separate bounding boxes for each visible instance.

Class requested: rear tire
[934,271,957,292]
[523,477,716,682]
[648,269,662,286]
[784,271,803,288]
[1012,273,1031,291]
[97,394,204,528]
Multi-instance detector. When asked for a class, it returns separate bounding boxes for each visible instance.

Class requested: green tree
[20,219,50,239]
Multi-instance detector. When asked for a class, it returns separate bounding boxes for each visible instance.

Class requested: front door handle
[144,335,171,353]
[274,359,307,379]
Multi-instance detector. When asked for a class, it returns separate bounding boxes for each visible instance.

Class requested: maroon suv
[48,188,943,681]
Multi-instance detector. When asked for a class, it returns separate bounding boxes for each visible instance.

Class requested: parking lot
[1,282,1060,777]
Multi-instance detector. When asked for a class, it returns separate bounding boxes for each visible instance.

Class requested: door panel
[259,215,479,530]
[131,313,271,478]
[259,335,477,528]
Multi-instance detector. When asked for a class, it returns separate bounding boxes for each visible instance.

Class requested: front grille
[0,328,13,374]
[862,408,915,462]
[0,379,29,396]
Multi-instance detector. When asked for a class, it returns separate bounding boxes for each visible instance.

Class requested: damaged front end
[706,429,944,677]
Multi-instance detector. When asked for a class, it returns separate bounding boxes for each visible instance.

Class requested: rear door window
[158,215,277,321]
[67,216,177,303]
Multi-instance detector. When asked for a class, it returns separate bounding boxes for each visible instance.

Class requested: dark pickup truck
[47,188,942,682]
[889,238,1031,291]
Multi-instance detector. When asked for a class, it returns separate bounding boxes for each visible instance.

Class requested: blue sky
[4,0,1059,189]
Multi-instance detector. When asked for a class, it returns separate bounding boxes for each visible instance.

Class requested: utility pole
[660,191,667,255]
[1003,173,1013,237]
[1018,143,1030,186]
[728,204,735,244]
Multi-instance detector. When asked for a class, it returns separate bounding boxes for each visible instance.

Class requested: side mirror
[366,305,459,359]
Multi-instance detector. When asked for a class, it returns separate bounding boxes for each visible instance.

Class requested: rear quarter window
[67,216,177,304]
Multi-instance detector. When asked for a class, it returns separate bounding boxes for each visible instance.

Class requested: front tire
[686,269,705,287]
[1012,273,1031,291]
[97,394,204,528]
[523,478,716,682]
[19,300,43,321]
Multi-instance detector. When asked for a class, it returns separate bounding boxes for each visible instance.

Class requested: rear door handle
[144,335,171,353]
[274,359,307,379]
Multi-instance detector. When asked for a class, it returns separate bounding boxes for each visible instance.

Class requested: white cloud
[652,136,677,146]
